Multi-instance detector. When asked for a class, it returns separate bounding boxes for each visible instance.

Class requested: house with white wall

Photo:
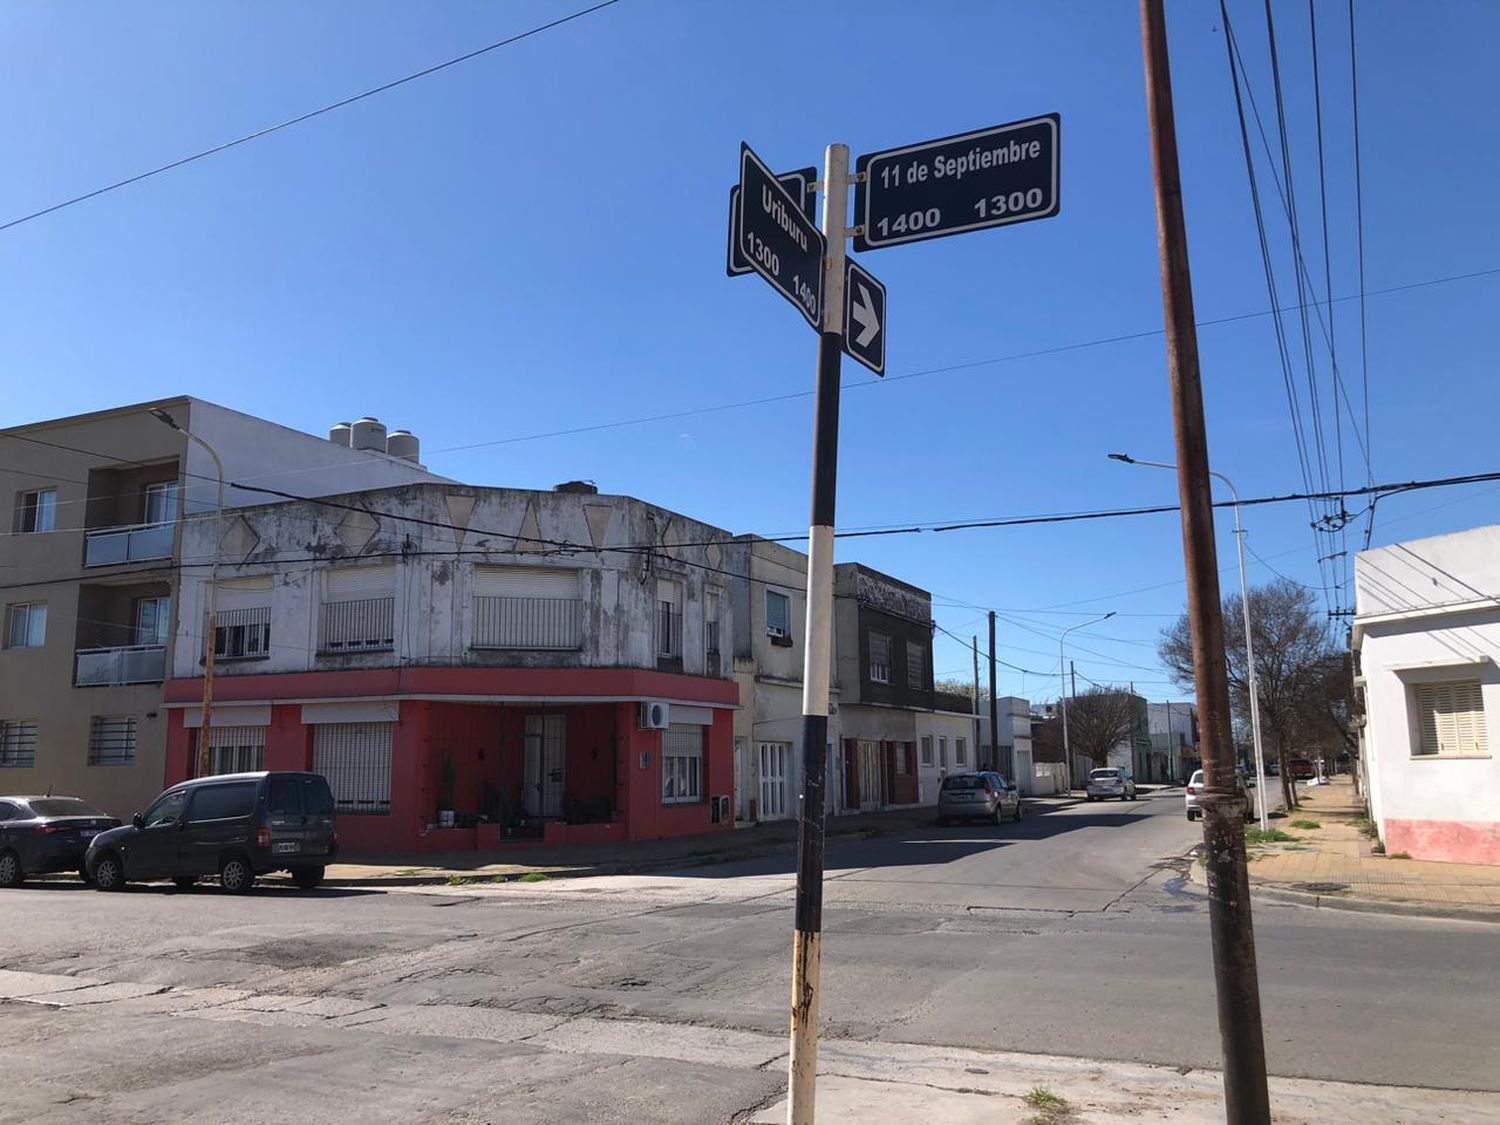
[977,697,1037,793]
[1353,526,1500,865]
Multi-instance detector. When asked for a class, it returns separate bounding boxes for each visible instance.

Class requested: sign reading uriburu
[853,114,1060,252]
[737,143,826,330]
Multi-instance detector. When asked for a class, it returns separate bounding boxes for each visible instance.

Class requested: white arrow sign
[842,259,886,376]
[850,282,880,348]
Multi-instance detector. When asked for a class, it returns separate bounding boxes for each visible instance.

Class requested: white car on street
[1085,767,1137,801]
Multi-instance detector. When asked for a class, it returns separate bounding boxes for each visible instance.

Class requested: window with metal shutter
[324,566,396,600]
[1414,681,1489,757]
[473,566,578,599]
[312,722,393,814]
[207,726,267,774]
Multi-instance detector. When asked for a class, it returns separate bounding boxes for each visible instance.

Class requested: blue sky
[4,1,1498,702]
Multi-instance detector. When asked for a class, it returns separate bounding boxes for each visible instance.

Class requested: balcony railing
[320,597,395,653]
[656,608,682,659]
[705,620,721,676]
[215,607,271,661]
[84,521,174,567]
[472,596,582,650]
[75,645,166,687]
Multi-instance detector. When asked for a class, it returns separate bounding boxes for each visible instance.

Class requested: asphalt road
[2,789,1496,1123]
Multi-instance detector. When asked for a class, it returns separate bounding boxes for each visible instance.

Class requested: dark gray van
[85,772,337,893]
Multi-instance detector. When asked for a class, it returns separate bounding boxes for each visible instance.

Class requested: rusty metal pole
[1139,2,1270,1120]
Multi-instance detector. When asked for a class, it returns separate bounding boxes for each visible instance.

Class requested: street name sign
[853,114,1060,252]
[727,166,817,277]
[737,142,825,330]
[843,259,886,376]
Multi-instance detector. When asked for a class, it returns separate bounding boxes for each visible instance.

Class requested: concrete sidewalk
[1208,778,1500,920]
[315,795,1089,886]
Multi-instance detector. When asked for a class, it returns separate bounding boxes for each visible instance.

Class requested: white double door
[524,714,566,818]
[758,742,791,821]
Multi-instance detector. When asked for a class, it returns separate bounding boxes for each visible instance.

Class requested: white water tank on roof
[386,430,420,462]
[328,421,353,446]
[350,417,387,452]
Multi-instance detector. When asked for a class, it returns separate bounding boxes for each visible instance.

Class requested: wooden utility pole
[1139,2,1270,1119]
[987,612,999,773]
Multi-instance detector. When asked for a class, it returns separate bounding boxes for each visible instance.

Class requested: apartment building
[160,481,739,854]
[0,398,444,817]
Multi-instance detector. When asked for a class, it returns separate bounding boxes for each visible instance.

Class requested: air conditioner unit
[710,795,731,824]
[638,700,671,731]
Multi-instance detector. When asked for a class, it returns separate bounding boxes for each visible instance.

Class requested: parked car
[1085,767,1137,801]
[1288,758,1316,780]
[85,772,337,894]
[1184,769,1255,821]
[937,771,1023,826]
[0,797,119,887]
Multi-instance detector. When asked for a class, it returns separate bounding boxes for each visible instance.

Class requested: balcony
[75,644,166,687]
[472,596,582,650]
[84,522,174,568]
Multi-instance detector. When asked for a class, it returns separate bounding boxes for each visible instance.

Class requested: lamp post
[151,409,224,777]
[1108,453,1268,829]
[1059,611,1115,789]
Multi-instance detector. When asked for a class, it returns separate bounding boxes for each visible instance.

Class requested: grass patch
[517,871,549,883]
[1388,851,1411,860]
[489,874,508,884]
[1290,819,1322,830]
[1245,827,1294,845]
[445,874,471,887]
[1371,841,1385,855]
[1355,817,1380,839]
[1023,1087,1069,1112]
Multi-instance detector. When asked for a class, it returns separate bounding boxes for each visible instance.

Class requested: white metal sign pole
[787,141,849,1125]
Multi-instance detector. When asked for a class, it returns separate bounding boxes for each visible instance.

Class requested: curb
[1182,856,1500,924]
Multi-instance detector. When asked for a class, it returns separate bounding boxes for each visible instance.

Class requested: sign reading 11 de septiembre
[853,114,1060,252]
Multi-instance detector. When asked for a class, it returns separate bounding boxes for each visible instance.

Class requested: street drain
[1292,882,1350,895]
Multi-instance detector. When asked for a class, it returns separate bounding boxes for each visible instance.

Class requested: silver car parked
[1085,767,1137,801]
[937,772,1023,826]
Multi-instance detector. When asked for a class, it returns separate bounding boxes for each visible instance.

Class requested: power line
[1349,0,1375,550]
[0,1,623,234]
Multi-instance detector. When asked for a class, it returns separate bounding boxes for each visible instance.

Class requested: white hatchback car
[1184,768,1254,821]
[1085,767,1137,801]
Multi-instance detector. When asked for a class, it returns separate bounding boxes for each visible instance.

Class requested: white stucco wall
[1355,527,1500,863]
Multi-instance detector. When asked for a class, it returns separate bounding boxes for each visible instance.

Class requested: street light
[1108,452,1269,829]
[1060,611,1115,789]
[151,409,224,778]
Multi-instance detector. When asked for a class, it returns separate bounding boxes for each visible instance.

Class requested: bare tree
[1067,686,1143,772]
[1159,578,1348,810]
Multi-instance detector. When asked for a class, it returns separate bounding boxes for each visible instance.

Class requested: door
[266,776,308,859]
[857,740,884,810]
[180,781,259,876]
[126,789,189,879]
[734,738,750,820]
[758,742,790,821]
[134,596,171,646]
[524,714,566,818]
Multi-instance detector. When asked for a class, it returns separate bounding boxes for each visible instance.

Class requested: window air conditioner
[638,700,671,731]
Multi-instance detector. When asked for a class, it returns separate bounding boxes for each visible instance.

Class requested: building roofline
[1,395,194,437]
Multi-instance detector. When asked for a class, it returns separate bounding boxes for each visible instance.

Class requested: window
[956,737,968,766]
[133,596,171,646]
[143,789,187,827]
[894,742,910,775]
[0,721,38,768]
[4,602,47,648]
[30,798,104,818]
[186,782,258,822]
[89,716,136,765]
[868,631,891,684]
[215,607,271,660]
[906,640,927,689]
[1414,680,1489,757]
[765,590,791,638]
[657,579,682,659]
[313,722,393,814]
[206,726,266,775]
[662,723,703,804]
[268,778,302,817]
[705,588,723,676]
[920,735,934,767]
[143,481,179,525]
[939,736,948,767]
[16,489,56,533]
[321,566,396,652]
[0,802,19,821]
[472,566,582,649]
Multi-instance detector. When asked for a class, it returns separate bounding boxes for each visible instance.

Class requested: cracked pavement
[2,792,1497,1122]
